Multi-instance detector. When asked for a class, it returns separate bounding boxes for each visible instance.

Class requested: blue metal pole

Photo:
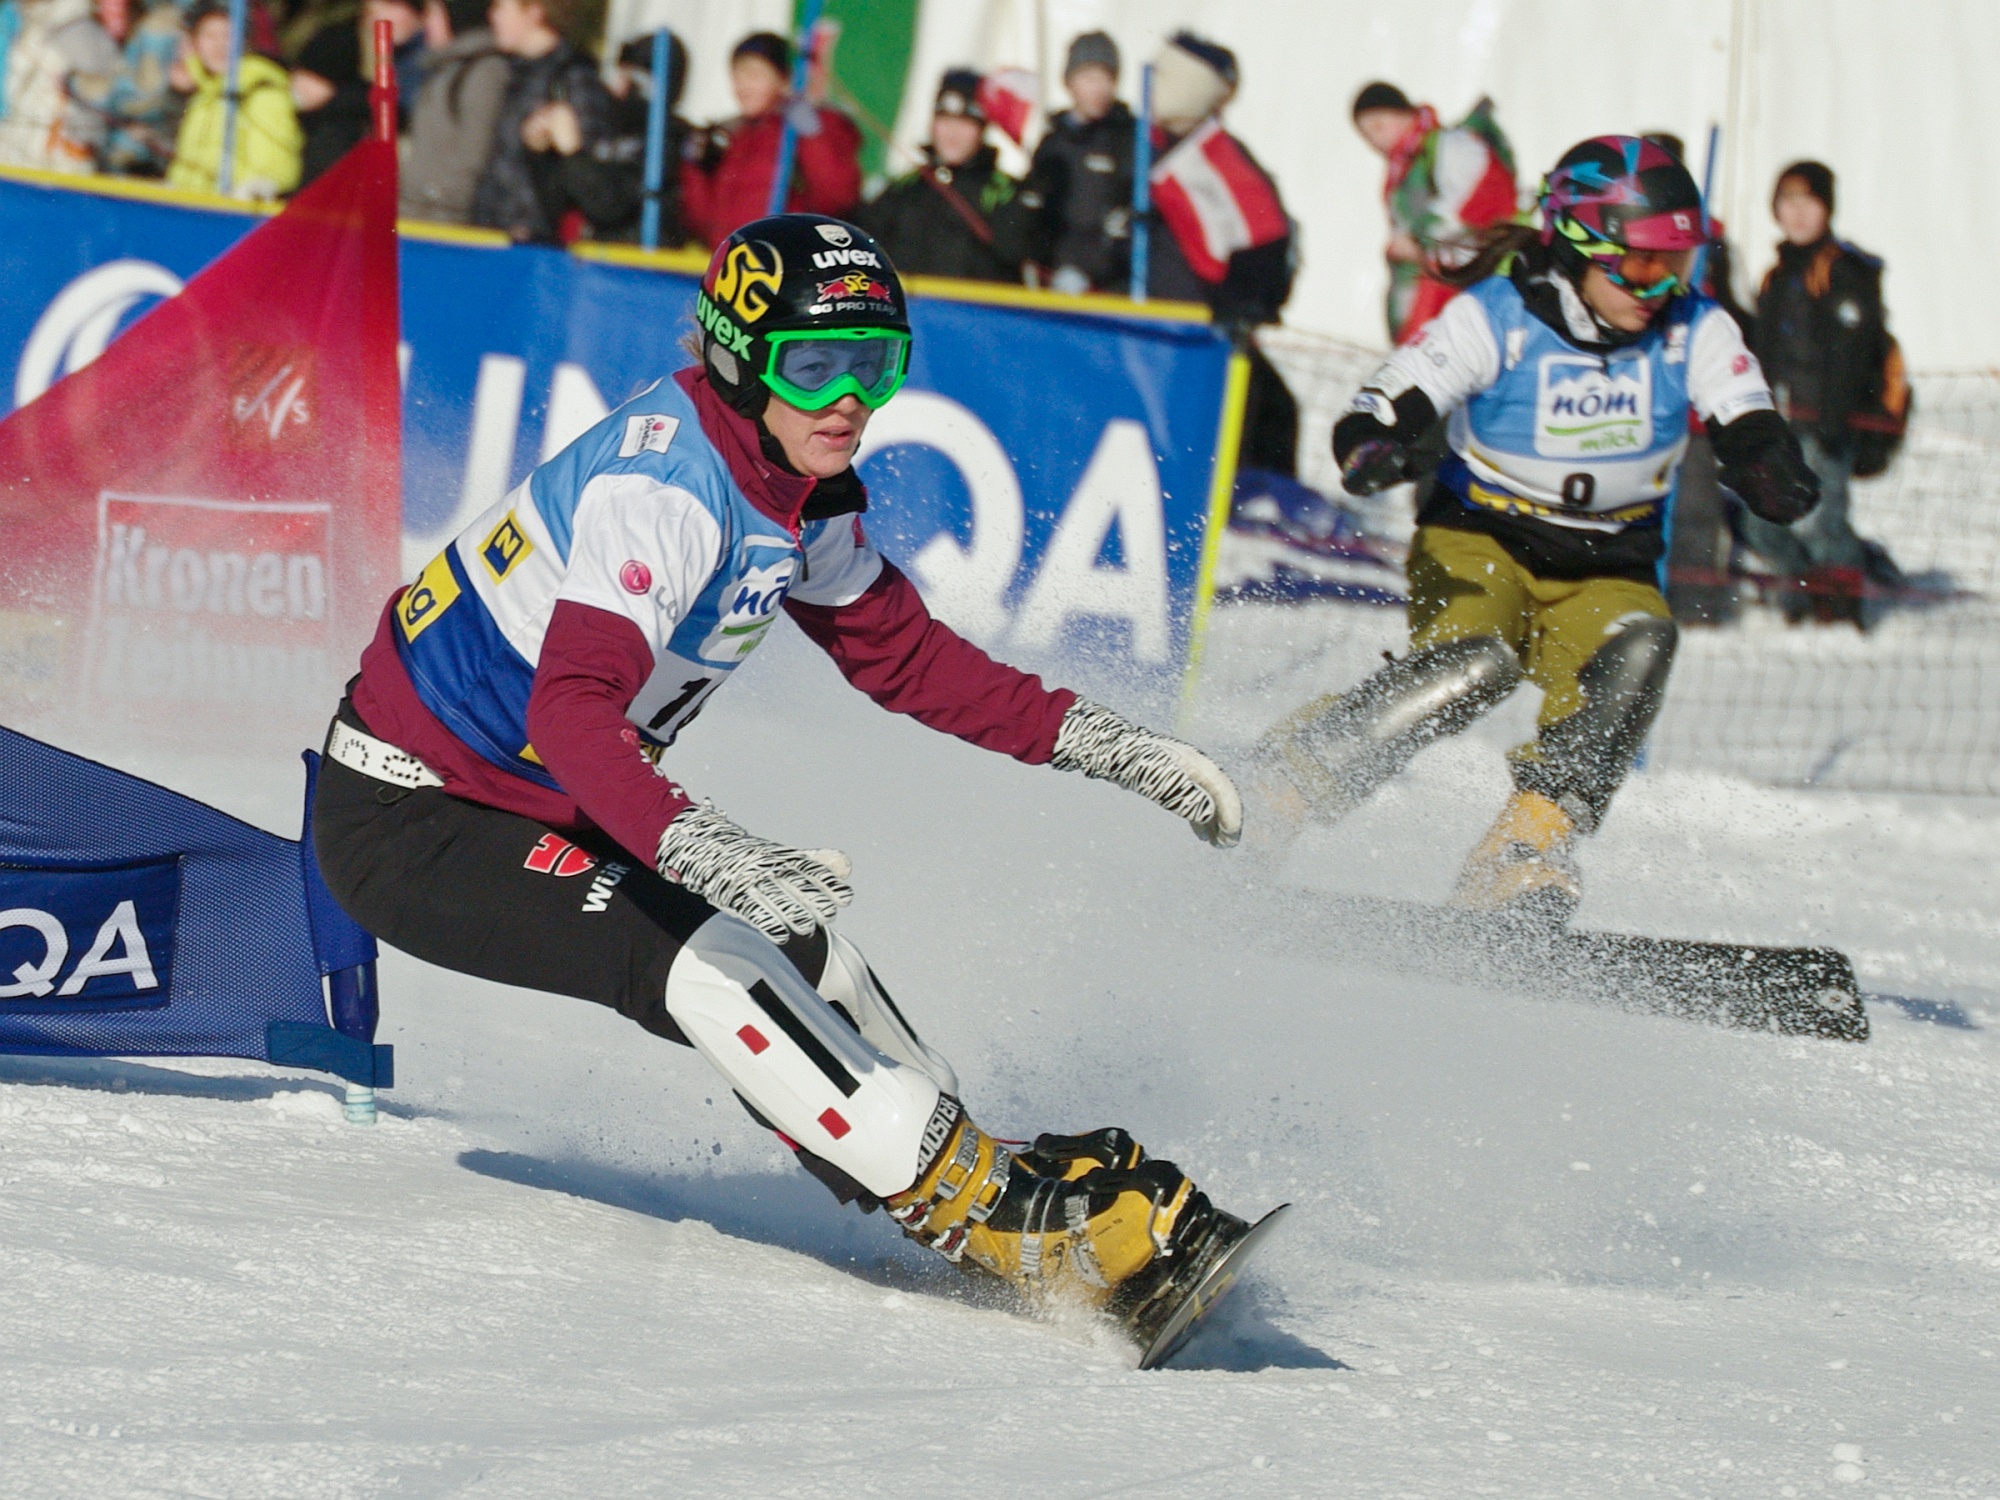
[765,0,826,218]
[1655,125,1726,626]
[641,28,670,249]
[1129,63,1153,302]
[218,0,248,196]
[1691,123,1721,291]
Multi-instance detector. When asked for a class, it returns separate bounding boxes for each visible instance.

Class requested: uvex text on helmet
[696,214,912,417]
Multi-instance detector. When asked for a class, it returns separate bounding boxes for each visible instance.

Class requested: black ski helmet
[695,213,912,418]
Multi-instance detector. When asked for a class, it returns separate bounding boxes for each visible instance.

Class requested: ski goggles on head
[761,328,912,411]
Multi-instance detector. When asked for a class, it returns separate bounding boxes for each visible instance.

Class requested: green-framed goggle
[761,328,912,411]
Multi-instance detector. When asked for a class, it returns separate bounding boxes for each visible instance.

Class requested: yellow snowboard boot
[886,1110,1206,1312]
[1452,789,1582,924]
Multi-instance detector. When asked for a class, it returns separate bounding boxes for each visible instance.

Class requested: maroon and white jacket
[351,368,1073,869]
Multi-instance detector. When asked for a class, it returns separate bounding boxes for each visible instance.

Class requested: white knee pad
[666,913,945,1198]
[813,929,960,1096]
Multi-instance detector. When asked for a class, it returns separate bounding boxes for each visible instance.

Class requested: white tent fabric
[890,0,1998,368]
[604,0,791,128]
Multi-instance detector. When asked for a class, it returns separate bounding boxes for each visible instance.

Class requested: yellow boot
[1453,789,1581,924]
[1249,692,1353,823]
[886,1111,1204,1311]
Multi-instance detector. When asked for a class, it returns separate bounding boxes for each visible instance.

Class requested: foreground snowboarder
[1253,137,1820,922]
[311,213,1262,1360]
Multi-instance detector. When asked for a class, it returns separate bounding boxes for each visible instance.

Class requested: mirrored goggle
[762,330,911,411]
[1570,234,1692,300]
[1602,249,1694,301]
[1555,215,1694,301]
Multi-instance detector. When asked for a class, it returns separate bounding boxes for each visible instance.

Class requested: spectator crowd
[0,1,1902,619]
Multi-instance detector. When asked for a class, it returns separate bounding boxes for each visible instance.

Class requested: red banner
[0,138,400,742]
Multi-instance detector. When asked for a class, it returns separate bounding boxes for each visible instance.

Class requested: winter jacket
[292,20,422,188]
[550,86,690,245]
[1379,100,1517,342]
[1753,236,1895,444]
[680,102,860,249]
[852,144,1030,283]
[1015,102,1134,289]
[0,0,118,171]
[350,367,1074,867]
[1144,121,1293,327]
[469,40,610,244]
[399,29,510,224]
[166,49,302,197]
[1349,242,1792,581]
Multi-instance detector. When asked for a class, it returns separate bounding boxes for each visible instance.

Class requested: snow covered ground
[4,602,1998,1498]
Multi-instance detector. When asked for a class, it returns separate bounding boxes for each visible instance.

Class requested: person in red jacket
[310,214,1253,1359]
[680,30,861,247]
[1351,81,1518,345]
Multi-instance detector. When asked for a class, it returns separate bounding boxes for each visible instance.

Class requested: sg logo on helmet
[710,240,783,323]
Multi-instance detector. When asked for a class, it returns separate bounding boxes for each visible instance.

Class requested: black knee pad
[1294,635,1521,807]
[1518,615,1678,831]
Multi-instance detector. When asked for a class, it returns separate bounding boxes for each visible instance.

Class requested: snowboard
[1243,887,1869,1042]
[1130,1204,1292,1370]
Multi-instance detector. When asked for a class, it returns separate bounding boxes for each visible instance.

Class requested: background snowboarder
[1251,137,1819,920]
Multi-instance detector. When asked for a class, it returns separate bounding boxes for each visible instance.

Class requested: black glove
[1725,448,1818,525]
[1340,436,1412,496]
[1711,410,1820,525]
[1332,385,1438,497]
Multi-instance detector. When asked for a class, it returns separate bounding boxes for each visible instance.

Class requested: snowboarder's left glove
[657,804,852,939]
[1712,409,1821,524]
[1050,699,1243,848]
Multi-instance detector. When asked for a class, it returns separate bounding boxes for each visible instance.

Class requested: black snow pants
[312,700,745,1046]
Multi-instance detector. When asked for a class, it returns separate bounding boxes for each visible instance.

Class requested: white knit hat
[1150,32,1235,130]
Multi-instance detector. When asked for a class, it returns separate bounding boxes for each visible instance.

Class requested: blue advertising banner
[0,725,386,1083]
[0,858,179,1011]
[0,170,1236,683]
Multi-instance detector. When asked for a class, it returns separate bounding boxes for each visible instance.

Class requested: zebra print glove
[658,804,853,939]
[1049,699,1243,848]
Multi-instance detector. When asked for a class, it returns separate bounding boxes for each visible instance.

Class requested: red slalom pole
[370,17,397,142]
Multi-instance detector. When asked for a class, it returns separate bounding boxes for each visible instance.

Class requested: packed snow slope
[4,602,1998,1499]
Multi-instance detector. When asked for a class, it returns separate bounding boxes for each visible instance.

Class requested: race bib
[1534,355,1652,460]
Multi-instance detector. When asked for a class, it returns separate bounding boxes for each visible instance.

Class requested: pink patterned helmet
[1540,135,1707,258]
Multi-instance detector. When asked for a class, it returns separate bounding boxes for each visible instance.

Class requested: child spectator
[1143,31,1297,473]
[469,0,608,243]
[1351,80,1516,344]
[166,0,300,197]
[680,28,859,248]
[1015,30,1132,294]
[0,0,119,172]
[1741,160,1908,625]
[853,68,1029,282]
[525,30,688,244]
[398,0,508,223]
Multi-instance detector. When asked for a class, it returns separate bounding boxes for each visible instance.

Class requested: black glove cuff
[1332,385,1437,468]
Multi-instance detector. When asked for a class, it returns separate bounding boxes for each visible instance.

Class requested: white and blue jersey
[389,375,882,788]
[1366,271,1774,535]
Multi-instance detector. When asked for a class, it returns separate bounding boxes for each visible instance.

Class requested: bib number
[645,676,720,744]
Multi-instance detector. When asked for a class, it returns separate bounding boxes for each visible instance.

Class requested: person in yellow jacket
[168,3,303,199]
